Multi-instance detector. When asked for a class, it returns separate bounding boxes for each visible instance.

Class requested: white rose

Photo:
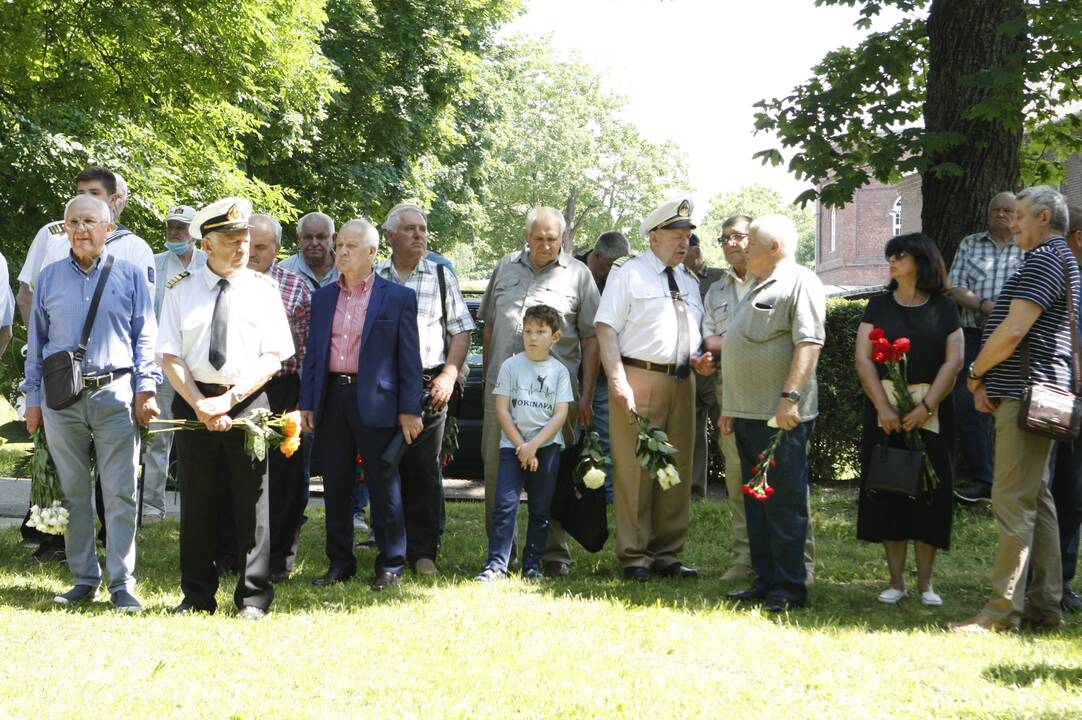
[583,467,606,490]
[665,465,681,485]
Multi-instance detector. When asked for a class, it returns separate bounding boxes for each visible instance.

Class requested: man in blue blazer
[300,219,424,591]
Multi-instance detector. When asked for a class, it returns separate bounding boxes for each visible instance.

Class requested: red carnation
[769,459,777,469]
[757,452,766,461]
[892,337,911,354]
[752,465,760,474]
[872,350,888,363]
[869,327,885,341]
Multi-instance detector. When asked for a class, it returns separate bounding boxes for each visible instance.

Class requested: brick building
[814,157,1082,287]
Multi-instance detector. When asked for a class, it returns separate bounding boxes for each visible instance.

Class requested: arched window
[890,197,902,236]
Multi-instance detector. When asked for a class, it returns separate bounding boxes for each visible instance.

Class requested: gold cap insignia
[226,204,242,222]
[677,200,690,218]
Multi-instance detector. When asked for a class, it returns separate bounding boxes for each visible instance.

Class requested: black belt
[195,381,231,397]
[423,364,444,383]
[84,368,131,389]
[266,371,299,387]
[621,356,681,377]
[330,373,357,386]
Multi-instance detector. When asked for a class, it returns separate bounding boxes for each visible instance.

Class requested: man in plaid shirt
[246,213,312,581]
[377,203,474,576]
[948,191,1024,503]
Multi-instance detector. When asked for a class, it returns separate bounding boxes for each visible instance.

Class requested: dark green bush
[808,297,867,484]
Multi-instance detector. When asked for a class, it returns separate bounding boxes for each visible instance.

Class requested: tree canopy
[698,185,816,270]
[752,0,1082,263]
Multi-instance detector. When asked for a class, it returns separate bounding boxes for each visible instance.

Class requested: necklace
[893,289,929,308]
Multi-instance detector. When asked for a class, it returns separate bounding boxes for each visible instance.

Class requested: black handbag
[551,433,609,553]
[42,255,115,411]
[865,443,924,498]
[1017,249,1082,441]
[435,263,464,418]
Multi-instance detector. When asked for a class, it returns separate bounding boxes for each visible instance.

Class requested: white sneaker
[878,587,907,604]
[353,513,369,533]
[920,589,943,606]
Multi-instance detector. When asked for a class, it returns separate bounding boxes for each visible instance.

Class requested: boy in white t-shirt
[477,304,573,581]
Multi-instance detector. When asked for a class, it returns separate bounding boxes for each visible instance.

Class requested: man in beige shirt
[480,206,600,576]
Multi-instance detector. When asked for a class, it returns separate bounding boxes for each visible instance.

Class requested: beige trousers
[610,366,694,569]
[980,399,1062,626]
[481,382,571,565]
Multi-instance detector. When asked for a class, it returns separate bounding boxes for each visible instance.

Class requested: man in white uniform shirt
[594,196,715,582]
[157,197,294,619]
[142,205,206,523]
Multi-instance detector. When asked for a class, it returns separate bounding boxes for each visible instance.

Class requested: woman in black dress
[854,233,964,606]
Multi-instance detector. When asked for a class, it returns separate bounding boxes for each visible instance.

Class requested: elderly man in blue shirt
[22,195,160,612]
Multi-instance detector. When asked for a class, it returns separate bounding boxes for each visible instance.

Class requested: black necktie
[209,278,230,370]
[664,267,690,378]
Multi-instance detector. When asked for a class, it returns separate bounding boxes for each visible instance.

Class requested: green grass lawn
[1,488,1080,719]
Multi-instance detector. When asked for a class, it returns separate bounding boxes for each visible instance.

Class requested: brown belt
[621,356,680,377]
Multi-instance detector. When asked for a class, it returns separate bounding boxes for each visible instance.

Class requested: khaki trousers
[981,399,1062,626]
[717,398,816,579]
[610,366,693,569]
[482,382,571,565]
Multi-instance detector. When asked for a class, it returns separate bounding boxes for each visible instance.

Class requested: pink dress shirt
[328,271,374,373]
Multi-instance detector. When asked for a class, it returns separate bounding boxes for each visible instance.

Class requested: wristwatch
[967,362,985,382]
[781,390,802,403]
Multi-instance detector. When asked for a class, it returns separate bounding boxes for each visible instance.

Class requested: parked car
[442,291,484,481]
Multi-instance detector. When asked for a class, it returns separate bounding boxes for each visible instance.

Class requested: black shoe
[763,596,806,612]
[312,568,355,586]
[31,544,66,563]
[269,570,290,583]
[652,562,700,579]
[372,571,400,591]
[623,566,651,582]
[954,482,991,503]
[167,601,214,615]
[1062,586,1082,613]
[726,586,768,602]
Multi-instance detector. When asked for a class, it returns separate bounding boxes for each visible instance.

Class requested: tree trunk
[922,0,1025,267]
[563,189,578,252]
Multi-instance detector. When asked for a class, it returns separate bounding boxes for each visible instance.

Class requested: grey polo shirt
[479,249,600,390]
[721,262,826,421]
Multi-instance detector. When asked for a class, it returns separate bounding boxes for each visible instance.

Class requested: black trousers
[1052,440,1082,585]
[401,405,447,562]
[174,389,273,612]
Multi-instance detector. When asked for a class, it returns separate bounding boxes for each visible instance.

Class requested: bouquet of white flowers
[576,430,610,490]
[26,429,68,535]
[633,413,680,490]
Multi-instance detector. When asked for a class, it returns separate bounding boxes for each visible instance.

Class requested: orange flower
[279,435,301,458]
[282,410,302,438]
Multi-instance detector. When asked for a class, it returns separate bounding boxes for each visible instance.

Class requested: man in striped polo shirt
[950,186,1076,633]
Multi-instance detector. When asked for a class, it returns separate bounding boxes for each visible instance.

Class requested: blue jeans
[734,418,814,604]
[954,328,995,486]
[591,380,614,503]
[486,444,562,573]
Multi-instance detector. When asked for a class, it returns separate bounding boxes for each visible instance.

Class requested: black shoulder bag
[435,263,464,418]
[1017,250,1082,441]
[41,255,115,411]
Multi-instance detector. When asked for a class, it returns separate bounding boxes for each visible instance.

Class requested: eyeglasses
[64,219,104,230]
[719,232,748,244]
[885,250,910,261]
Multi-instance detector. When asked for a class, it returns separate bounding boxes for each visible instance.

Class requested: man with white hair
[142,204,206,524]
[376,203,474,576]
[279,211,340,290]
[480,206,601,577]
[595,197,715,581]
[721,214,825,612]
[22,194,160,611]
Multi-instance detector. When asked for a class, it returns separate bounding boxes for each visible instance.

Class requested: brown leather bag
[1017,250,1082,441]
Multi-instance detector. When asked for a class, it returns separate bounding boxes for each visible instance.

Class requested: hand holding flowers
[743,430,783,502]
[26,429,68,535]
[149,408,303,462]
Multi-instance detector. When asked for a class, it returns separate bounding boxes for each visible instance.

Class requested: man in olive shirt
[721,215,825,612]
[480,206,601,576]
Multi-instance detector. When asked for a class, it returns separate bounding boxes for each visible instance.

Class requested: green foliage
[698,184,816,269]
[753,0,1082,208]
[808,298,867,483]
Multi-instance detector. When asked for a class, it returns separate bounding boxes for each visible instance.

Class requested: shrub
[808,297,867,484]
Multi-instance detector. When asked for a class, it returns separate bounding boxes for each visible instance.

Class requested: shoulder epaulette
[255,271,279,289]
[612,254,634,269]
[48,222,65,235]
[165,271,190,289]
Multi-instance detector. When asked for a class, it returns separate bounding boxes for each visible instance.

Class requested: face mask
[165,239,191,255]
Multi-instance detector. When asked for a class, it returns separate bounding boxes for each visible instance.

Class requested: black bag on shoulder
[865,443,924,498]
[551,433,609,553]
[1017,250,1082,441]
[41,255,115,411]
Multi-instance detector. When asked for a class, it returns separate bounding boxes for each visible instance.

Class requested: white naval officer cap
[165,204,196,224]
[189,197,253,240]
[639,196,697,237]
